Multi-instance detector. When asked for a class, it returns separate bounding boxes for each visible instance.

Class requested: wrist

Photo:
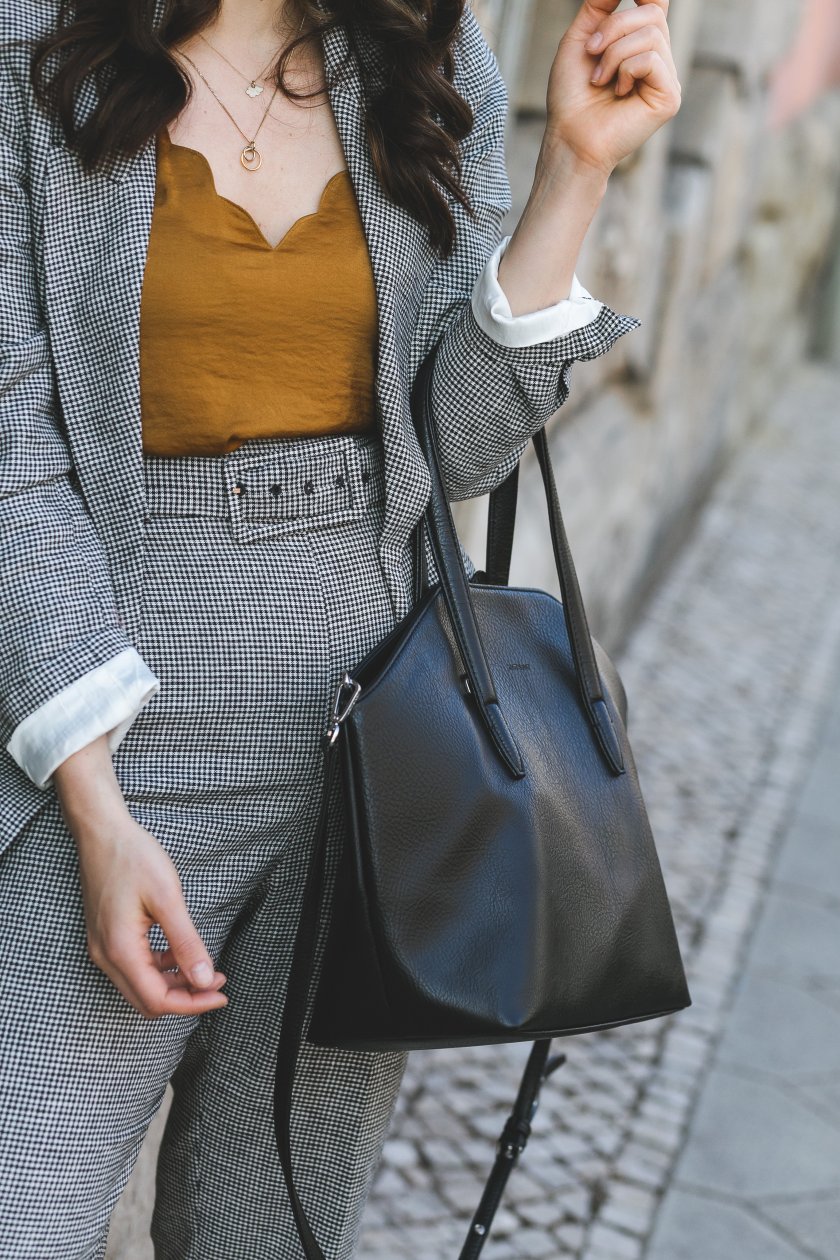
[54,735,131,843]
[62,791,133,849]
[536,133,612,199]
[499,134,609,318]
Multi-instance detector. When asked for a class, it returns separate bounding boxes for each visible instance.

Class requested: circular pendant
[240,143,262,172]
[245,82,263,97]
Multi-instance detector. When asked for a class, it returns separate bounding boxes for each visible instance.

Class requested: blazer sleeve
[411,2,641,501]
[0,53,158,786]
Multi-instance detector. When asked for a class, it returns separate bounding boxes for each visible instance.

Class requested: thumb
[157,893,217,989]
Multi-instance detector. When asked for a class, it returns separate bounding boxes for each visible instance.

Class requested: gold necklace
[179,50,280,171]
[198,32,281,98]
[197,14,307,98]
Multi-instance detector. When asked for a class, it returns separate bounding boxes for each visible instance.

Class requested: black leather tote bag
[273,341,692,1259]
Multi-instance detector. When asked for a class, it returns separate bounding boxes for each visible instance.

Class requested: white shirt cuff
[471,235,604,348]
[6,647,161,789]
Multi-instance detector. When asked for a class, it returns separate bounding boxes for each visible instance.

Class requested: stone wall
[458,0,840,651]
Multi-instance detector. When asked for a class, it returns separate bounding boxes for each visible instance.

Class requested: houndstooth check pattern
[0,2,642,1255]
[0,0,639,850]
[0,432,412,1259]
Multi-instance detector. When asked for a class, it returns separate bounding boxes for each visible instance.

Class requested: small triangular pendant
[245,82,264,97]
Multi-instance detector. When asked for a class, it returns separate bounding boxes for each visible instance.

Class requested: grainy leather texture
[308,581,690,1049]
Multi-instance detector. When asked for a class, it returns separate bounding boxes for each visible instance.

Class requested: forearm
[497,138,609,318]
[53,733,130,842]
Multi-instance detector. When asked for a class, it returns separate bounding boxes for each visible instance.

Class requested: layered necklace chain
[178,16,307,172]
[179,51,278,171]
[198,32,277,98]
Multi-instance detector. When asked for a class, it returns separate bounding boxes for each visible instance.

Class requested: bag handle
[410,347,526,778]
[484,459,519,587]
[410,343,624,777]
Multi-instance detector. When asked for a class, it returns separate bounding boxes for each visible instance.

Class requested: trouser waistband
[143,432,385,541]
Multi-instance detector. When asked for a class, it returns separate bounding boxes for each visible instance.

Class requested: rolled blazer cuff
[429,296,641,502]
[471,235,606,348]
[6,647,160,790]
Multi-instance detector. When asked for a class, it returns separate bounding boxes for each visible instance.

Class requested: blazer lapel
[319,18,433,613]
[42,137,156,641]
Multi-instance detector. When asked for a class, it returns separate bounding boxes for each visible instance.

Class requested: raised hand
[544,0,682,177]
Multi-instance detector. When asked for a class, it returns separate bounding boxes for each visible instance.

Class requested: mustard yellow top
[139,128,379,457]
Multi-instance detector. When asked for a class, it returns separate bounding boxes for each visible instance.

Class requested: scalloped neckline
[159,129,352,252]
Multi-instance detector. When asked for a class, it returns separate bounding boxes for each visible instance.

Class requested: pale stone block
[515,0,579,115]
[646,161,713,410]
[600,1181,660,1236]
[587,1220,645,1258]
[693,0,804,85]
[671,65,764,283]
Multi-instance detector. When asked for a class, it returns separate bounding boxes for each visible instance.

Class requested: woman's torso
[139,127,379,456]
[139,32,379,456]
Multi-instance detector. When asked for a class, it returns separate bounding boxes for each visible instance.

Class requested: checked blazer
[0,0,639,851]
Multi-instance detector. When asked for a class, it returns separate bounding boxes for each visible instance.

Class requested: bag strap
[458,1041,567,1259]
[411,351,525,779]
[484,461,519,587]
[272,732,338,1260]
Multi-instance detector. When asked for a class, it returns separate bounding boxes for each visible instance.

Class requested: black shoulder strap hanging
[272,734,337,1260]
[458,1040,567,1258]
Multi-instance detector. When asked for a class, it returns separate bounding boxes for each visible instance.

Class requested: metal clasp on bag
[323,673,362,747]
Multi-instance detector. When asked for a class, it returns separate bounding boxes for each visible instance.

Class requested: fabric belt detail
[142,433,385,541]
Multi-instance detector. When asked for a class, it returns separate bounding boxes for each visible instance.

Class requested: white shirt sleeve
[470,234,604,349]
[6,647,160,789]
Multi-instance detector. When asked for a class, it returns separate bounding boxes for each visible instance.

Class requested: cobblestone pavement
[645,665,840,1259]
[106,360,840,1259]
[357,359,840,1260]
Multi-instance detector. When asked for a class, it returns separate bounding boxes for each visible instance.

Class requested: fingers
[581,0,668,20]
[584,3,668,54]
[150,945,180,972]
[129,954,228,1017]
[584,1,680,107]
[151,947,227,991]
[90,934,228,1019]
[155,889,219,990]
[614,50,675,99]
[87,890,228,1019]
[590,26,670,87]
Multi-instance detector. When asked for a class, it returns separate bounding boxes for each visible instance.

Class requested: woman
[0,0,679,1255]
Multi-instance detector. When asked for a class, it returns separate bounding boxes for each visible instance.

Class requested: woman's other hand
[54,735,228,1020]
[545,0,682,178]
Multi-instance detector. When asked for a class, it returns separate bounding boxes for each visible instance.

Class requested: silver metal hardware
[324,673,361,746]
[472,1223,486,1236]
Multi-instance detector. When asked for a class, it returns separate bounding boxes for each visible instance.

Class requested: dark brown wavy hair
[30,0,478,257]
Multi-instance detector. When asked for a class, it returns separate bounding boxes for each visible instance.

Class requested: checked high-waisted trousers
[0,431,410,1260]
